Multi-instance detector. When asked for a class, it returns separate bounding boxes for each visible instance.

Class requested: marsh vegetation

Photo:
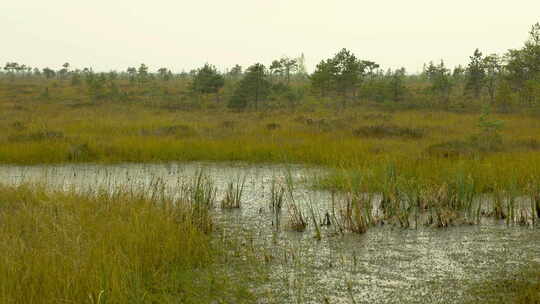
[1,22,540,304]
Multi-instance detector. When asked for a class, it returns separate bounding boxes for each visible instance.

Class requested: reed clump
[179,170,217,233]
[269,178,286,230]
[334,192,373,234]
[316,164,540,232]
[284,174,307,232]
[221,177,246,209]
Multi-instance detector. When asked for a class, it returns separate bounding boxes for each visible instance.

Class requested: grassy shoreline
[1,183,538,303]
[0,183,261,303]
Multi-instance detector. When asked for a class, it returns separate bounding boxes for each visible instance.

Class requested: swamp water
[0,162,539,303]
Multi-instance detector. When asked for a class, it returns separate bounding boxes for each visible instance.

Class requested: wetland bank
[1,163,539,303]
[2,21,540,303]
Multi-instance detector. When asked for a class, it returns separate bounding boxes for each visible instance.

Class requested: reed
[307,197,322,240]
[221,176,246,209]
[269,178,286,230]
[338,192,372,234]
[179,169,217,233]
[284,173,307,232]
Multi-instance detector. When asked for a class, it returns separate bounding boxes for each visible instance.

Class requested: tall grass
[316,163,540,233]
[180,169,216,233]
[0,183,256,303]
[337,192,373,234]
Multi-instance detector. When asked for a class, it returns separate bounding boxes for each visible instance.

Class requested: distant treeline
[2,23,540,112]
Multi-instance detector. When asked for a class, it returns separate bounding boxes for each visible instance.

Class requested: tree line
[2,23,540,111]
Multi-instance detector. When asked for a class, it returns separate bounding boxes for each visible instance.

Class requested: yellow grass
[2,80,540,191]
[0,184,256,303]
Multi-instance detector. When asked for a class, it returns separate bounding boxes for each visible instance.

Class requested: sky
[2,0,540,74]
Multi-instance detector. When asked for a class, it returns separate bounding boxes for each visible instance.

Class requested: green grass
[0,184,258,304]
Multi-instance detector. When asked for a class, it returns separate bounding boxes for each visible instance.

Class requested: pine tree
[228,63,270,110]
[190,64,224,95]
[465,49,486,98]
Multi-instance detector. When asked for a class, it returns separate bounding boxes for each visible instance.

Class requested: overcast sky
[2,0,540,74]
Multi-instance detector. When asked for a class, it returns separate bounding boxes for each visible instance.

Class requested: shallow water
[1,162,539,303]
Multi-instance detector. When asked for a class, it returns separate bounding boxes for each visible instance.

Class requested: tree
[483,54,502,103]
[270,56,298,86]
[505,22,540,105]
[137,64,149,85]
[85,72,107,100]
[42,67,56,79]
[108,71,118,81]
[32,67,41,77]
[389,68,407,102]
[178,70,189,80]
[452,65,466,83]
[59,62,70,79]
[157,68,172,81]
[362,60,380,80]
[126,67,137,83]
[425,60,453,104]
[269,59,282,83]
[333,48,363,100]
[190,64,225,96]
[465,49,486,98]
[310,48,374,106]
[228,64,242,78]
[310,59,336,97]
[3,62,19,80]
[3,62,17,73]
[228,63,271,110]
